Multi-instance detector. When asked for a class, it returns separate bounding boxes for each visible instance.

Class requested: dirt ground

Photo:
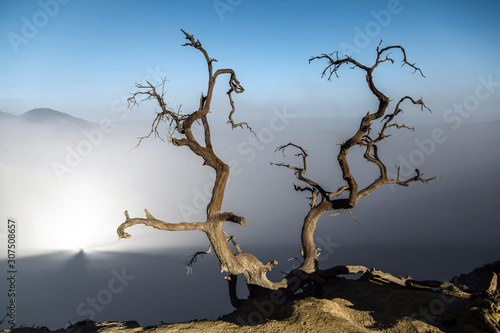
[2,277,492,333]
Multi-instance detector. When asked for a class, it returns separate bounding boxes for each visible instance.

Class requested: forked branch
[306,43,439,208]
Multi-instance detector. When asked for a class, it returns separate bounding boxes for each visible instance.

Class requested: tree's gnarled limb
[309,41,424,81]
[185,234,242,275]
[186,244,212,275]
[319,266,458,291]
[117,210,206,240]
[271,143,334,206]
[127,79,185,147]
[179,29,251,133]
[306,42,439,205]
[272,143,351,205]
[375,42,425,77]
[223,70,255,134]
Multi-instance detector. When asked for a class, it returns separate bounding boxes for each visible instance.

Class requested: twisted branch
[117,210,205,240]
[128,79,186,146]
[186,244,212,275]
[271,143,332,205]
[306,42,439,208]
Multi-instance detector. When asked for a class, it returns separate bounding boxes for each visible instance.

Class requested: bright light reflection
[42,177,116,252]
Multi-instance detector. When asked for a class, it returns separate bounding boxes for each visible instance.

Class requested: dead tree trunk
[117,30,286,296]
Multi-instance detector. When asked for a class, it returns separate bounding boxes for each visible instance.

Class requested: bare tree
[272,42,440,275]
[117,31,442,307]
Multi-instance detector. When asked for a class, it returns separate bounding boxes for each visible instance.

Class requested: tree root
[467,272,500,332]
[228,264,463,310]
[317,265,459,291]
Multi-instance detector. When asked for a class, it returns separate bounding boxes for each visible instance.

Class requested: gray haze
[0,108,499,329]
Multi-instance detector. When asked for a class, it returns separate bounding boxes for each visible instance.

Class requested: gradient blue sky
[1,0,499,124]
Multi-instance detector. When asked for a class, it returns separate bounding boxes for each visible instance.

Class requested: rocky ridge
[2,262,500,333]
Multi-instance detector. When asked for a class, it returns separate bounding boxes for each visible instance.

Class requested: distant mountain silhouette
[0,108,98,134]
[0,110,16,120]
[20,108,97,128]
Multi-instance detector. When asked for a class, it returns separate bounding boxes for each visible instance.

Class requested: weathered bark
[298,200,331,273]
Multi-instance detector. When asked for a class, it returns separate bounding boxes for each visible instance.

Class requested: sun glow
[40,177,117,252]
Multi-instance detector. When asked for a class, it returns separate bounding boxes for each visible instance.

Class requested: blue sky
[1,0,500,124]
